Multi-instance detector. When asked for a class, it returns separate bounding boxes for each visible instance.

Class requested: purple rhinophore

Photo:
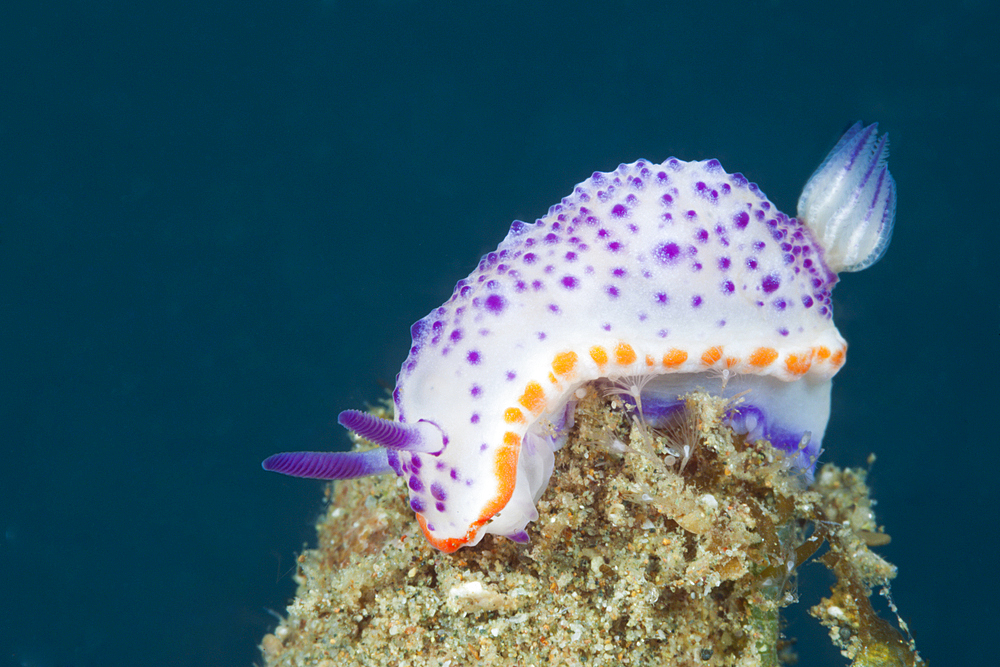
[261,448,392,480]
[337,409,440,453]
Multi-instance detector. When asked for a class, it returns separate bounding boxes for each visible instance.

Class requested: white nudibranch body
[264,122,896,552]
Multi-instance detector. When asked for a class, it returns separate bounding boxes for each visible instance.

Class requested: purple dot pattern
[385,156,844,547]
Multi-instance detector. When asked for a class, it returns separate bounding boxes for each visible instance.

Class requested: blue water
[2,1,995,665]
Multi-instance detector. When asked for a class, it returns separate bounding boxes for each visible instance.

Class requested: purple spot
[410,498,425,513]
[565,251,578,261]
[544,233,559,244]
[431,483,446,501]
[506,370,516,381]
[654,242,681,264]
[470,385,482,397]
[470,413,480,424]
[523,253,537,264]
[606,285,620,298]
[778,327,790,337]
[612,267,627,278]
[692,295,703,308]
[410,454,422,469]
[602,323,612,331]
[608,241,623,252]
[762,274,781,294]
[774,299,787,310]
[508,220,528,236]
[467,350,481,365]
[657,329,668,337]
[718,256,731,270]
[532,280,543,291]
[450,469,460,481]
[660,193,674,206]
[721,280,735,294]
[548,303,561,313]
[409,476,424,492]
[485,294,505,313]
[514,281,526,292]
[611,204,628,218]
[746,258,758,270]
[561,276,579,289]
[802,295,814,308]
[695,229,709,243]
[435,502,446,513]
[654,292,669,304]
[734,211,750,229]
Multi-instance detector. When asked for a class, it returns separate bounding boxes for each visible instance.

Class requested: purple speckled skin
[264,123,896,552]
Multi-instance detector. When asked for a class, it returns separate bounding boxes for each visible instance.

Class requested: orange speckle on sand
[815,346,831,361]
[548,372,558,384]
[590,345,608,368]
[552,351,578,378]
[748,347,778,367]
[830,347,846,368]
[784,352,813,375]
[502,431,521,448]
[504,407,526,424]
[645,354,656,367]
[615,342,637,366]
[701,346,723,366]
[663,349,688,367]
[518,382,546,414]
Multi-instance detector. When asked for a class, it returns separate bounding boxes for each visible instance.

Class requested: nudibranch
[264,122,896,553]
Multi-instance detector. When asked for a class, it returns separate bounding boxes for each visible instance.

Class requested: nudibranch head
[265,123,896,553]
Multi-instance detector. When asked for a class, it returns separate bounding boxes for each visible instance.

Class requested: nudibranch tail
[261,448,392,480]
[337,409,445,454]
[797,122,897,273]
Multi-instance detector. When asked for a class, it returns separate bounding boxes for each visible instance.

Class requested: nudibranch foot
[797,122,896,272]
[632,373,829,479]
[261,448,392,480]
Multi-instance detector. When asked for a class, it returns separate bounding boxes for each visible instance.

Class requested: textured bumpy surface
[264,123,896,553]
[392,157,847,550]
[260,394,921,667]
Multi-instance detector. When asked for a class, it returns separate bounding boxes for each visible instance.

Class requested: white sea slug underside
[264,123,896,552]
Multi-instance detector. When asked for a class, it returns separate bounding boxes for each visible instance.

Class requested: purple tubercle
[338,410,443,453]
[262,448,392,480]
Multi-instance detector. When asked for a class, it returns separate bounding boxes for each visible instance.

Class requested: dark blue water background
[2,1,996,665]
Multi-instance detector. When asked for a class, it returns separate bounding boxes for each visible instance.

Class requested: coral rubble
[260,389,922,666]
